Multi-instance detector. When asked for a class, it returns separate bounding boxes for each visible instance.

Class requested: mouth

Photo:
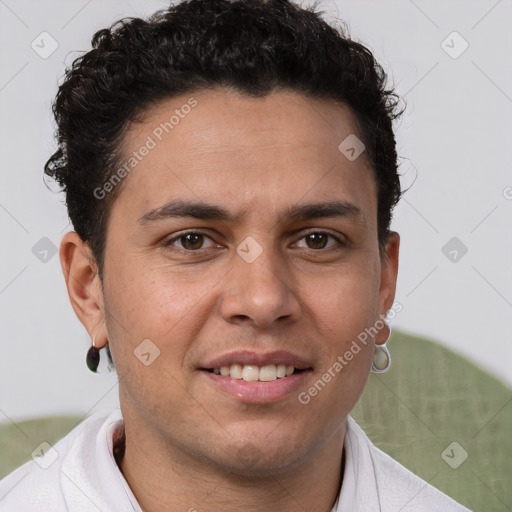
[203,364,308,382]
[199,350,313,403]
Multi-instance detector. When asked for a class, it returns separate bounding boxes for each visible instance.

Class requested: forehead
[112,88,376,227]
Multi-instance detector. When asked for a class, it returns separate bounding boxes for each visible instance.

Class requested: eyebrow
[137,199,365,226]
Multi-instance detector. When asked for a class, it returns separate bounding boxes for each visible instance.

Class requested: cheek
[302,257,380,400]
[298,276,377,431]
[106,257,208,334]
[102,260,202,419]
[310,257,381,340]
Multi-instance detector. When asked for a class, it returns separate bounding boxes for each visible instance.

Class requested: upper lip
[201,350,312,370]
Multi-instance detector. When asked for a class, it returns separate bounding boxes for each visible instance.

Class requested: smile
[205,364,304,382]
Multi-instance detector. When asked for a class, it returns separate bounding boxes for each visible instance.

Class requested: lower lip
[200,370,311,404]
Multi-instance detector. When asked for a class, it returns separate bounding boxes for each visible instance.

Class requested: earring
[86,339,100,373]
[371,344,391,373]
[371,325,392,374]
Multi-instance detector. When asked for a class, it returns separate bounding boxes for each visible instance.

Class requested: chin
[207,427,313,476]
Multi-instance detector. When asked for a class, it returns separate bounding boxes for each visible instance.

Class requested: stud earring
[370,325,392,374]
[86,338,100,373]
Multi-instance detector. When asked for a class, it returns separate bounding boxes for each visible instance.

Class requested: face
[63,88,399,475]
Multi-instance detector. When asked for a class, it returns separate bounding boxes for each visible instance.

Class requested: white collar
[99,410,347,512]
[100,412,355,512]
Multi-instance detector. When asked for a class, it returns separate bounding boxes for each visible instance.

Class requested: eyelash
[163,230,346,254]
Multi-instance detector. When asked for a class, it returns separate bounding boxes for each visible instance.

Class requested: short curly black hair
[44,0,404,279]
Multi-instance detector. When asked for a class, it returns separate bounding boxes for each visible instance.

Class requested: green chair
[352,330,512,511]
[0,414,81,477]
[1,329,510,511]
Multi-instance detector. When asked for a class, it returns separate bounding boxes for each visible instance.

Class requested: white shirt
[0,408,471,511]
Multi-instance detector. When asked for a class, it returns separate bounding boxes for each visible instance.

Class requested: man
[0,1,470,510]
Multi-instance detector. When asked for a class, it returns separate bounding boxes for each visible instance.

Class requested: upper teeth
[212,364,295,381]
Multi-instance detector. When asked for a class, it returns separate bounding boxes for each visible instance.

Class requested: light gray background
[1,0,511,422]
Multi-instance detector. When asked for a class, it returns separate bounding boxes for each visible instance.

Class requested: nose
[219,245,302,329]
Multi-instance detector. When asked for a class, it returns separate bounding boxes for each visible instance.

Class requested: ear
[59,231,108,348]
[376,231,400,343]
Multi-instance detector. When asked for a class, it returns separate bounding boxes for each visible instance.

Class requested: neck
[117,418,346,512]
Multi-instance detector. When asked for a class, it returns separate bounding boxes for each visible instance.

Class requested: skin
[60,88,399,512]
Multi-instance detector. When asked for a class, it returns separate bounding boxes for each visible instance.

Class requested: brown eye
[305,233,329,249]
[295,232,343,250]
[164,231,217,252]
[179,233,204,250]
